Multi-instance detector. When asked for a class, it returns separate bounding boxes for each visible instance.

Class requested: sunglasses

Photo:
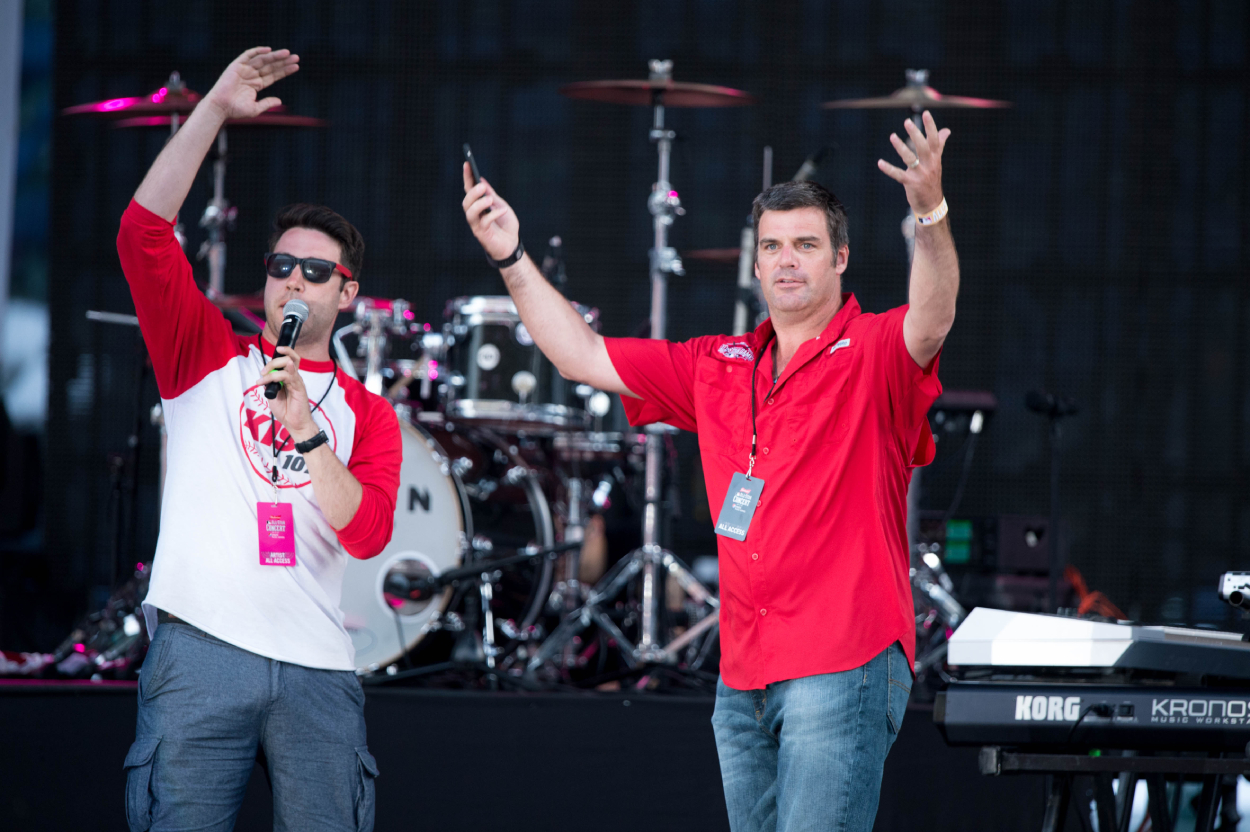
[263,252,354,284]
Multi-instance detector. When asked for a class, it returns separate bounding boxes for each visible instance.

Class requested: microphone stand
[1027,391,1079,612]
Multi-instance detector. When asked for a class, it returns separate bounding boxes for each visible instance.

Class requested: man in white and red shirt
[117,48,400,832]
[462,112,959,831]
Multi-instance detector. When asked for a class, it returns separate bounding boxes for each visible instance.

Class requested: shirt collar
[748,292,862,350]
[259,333,337,374]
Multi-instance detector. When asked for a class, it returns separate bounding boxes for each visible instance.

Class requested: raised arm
[878,110,960,369]
[460,164,634,397]
[134,47,299,221]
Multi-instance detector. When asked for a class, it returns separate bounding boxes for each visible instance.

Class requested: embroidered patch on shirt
[828,338,852,355]
[718,342,755,362]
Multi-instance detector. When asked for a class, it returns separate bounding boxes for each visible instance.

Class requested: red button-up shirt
[604,295,941,689]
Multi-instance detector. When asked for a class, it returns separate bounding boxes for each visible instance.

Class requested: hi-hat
[823,69,1010,111]
[560,79,755,108]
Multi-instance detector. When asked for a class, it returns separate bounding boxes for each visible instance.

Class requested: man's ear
[338,279,360,311]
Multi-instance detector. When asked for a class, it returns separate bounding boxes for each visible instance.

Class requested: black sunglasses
[263,252,354,284]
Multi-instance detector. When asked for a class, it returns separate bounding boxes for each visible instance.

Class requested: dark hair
[751,180,849,255]
[268,204,365,281]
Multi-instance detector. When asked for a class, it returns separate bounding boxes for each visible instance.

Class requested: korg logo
[1015,695,1080,722]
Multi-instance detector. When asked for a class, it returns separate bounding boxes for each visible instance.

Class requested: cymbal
[560,80,755,108]
[823,70,1009,111]
[63,83,203,117]
[114,110,326,129]
[684,248,743,264]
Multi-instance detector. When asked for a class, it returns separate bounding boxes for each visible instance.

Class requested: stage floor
[1,680,1044,831]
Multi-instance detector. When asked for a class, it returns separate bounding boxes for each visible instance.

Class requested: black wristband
[294,430,329,455]
[487,240,525,269]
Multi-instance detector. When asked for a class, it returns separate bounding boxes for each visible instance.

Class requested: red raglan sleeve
[335,385,402,559]
[116,200,243,398]
[867,305,943,467]
[602,337,704,432]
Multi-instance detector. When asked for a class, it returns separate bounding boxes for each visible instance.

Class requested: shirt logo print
[238,382,336,489]
[718,342,754,362]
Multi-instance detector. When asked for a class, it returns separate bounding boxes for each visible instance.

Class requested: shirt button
[751,552,759,561]
[762,447,770,454]
[766,398,774,405]
[760,609,767,616]
[725,366,733,374]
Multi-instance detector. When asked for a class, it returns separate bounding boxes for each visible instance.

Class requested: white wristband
[915,198,949,226]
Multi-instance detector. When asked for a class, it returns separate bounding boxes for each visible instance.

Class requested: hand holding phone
[463,143,488,213]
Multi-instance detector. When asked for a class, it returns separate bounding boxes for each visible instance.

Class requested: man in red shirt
[462,112,957,831]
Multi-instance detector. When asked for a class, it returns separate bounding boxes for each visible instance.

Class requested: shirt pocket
[693,357,749,456]
[783,354,857,448]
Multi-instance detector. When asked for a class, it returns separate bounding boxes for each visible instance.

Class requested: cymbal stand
[529,60,718,673]
[198,128,236,296]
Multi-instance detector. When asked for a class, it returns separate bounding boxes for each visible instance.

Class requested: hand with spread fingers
[255,347,318,442]
[877,110,951,216]
[203,46,301,122]
[461,163,521,263]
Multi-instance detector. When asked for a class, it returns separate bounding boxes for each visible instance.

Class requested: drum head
[340,421,467,672]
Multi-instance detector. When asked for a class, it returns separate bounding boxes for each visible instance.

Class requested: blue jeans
[711,642,911,832]
[123,622,378,832]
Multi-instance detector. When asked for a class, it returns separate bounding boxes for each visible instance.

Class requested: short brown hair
[269,204,365,280]
[751,181,848,255]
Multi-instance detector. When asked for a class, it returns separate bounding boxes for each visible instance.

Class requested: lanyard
[747,332,776,479]
[258,334,337,495]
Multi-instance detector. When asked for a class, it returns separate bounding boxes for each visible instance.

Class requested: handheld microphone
[264,299,310,399]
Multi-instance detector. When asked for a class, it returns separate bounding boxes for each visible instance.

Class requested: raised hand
[461,163,521,263]
[203,47,300,121]
[877,110,950,215]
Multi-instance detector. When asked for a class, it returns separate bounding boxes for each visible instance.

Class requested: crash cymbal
[684,248,743,264]
[560,79,755,108]
[62,74,202,117]
[822,69,1009,111]
[114,110,326,129]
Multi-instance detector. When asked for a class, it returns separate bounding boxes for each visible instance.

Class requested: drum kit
[51,63,1008,689]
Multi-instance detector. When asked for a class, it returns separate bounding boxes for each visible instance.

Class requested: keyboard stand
[977,747,1247,832]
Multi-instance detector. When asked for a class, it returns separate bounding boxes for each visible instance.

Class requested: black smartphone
[463,143,481,185]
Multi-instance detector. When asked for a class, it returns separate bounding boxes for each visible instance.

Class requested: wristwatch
[294,430,329,454]
[487,240,525,269]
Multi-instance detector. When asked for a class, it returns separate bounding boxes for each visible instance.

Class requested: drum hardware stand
[733,145,771,336]
[528,61,718,672]
[198,128,237,297]
[384,540,583,684]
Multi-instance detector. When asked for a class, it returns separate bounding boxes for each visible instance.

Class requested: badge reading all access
[714,472,765,542]
[258,502,297,566]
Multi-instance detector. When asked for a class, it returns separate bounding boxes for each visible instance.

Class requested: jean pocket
[354,746,380,832]
[123,736,161,832]
[885,644,912,736]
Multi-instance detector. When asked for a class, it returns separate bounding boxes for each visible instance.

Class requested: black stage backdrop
[36,0,1250,646]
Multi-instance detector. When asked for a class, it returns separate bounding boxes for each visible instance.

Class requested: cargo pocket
[885,642,912,736]
[354,746,380,832]
[123,736,161,832]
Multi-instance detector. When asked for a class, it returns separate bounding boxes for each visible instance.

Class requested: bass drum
[340,420,554,672]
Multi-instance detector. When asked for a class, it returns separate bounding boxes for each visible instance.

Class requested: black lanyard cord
[748,332,776,478]
[258,334,337,480]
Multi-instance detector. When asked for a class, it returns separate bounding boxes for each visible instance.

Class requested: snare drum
[441,296,598,432]
[339,419,554,672]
